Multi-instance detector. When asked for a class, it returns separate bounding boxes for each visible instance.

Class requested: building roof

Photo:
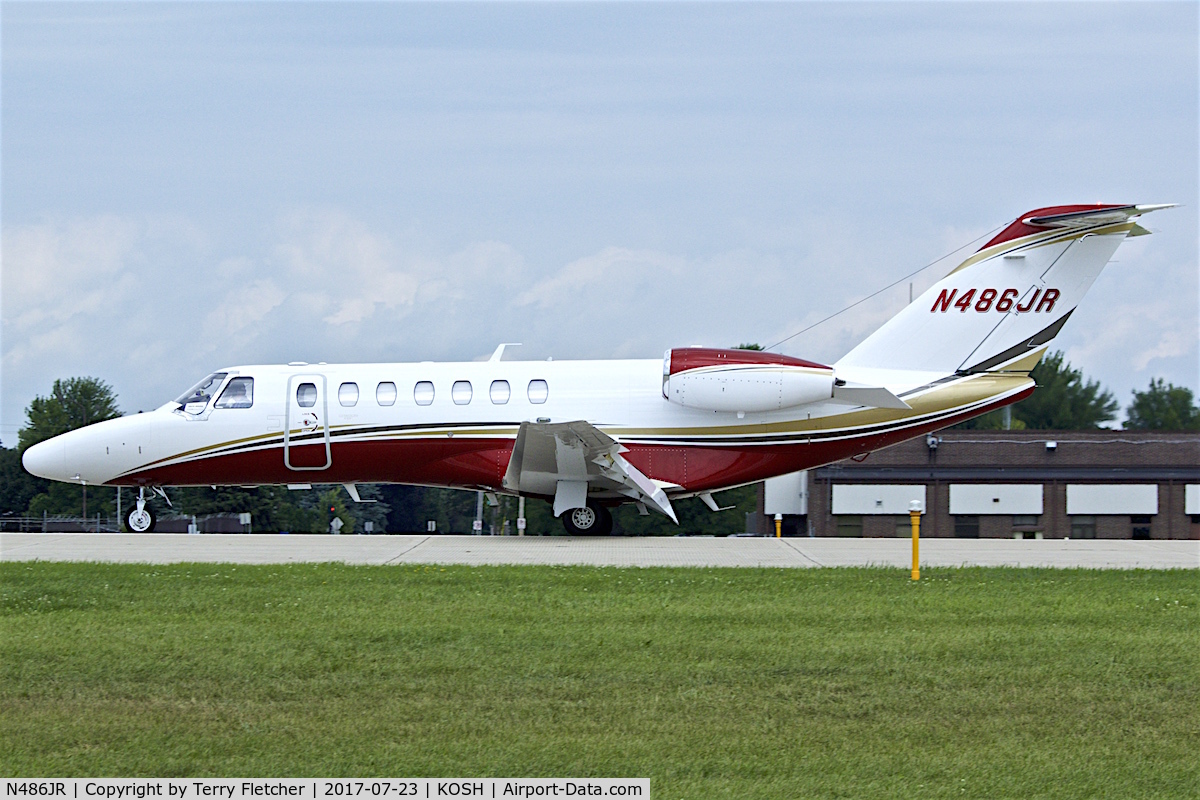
[815,430,1200,482]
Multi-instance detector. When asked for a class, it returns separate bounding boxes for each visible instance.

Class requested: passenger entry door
[285,374,332,471]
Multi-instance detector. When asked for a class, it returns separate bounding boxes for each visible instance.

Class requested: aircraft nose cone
[22,437,67,481]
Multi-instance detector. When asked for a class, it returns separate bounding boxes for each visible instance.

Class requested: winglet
[699,492,736,512]
[343,483,377,503]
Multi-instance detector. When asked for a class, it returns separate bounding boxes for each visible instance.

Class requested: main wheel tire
[126,505,156,533]
[561,502,613,536]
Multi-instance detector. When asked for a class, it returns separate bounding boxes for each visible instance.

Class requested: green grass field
[2,563,1196,798]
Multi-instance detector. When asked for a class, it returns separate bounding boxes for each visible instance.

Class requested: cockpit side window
[176,373,228,414]
[215,377,254,409]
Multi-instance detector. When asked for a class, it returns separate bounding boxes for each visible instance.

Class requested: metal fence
[0,512,249,533]
[0,513,120,533]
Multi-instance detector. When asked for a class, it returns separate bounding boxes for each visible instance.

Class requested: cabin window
[376,381,397,407]
[338,382,359,407]
[176,372,228,414]
[215,377,254,409]
[452,380,473,405]
[490,380,511,404]
[414,381,435,406]
[528,379,549,404]
[296,382,318,408]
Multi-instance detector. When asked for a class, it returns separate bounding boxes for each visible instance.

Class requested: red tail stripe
[980,204,1127,252]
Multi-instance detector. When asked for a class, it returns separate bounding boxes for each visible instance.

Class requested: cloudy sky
[2,2,1197,442]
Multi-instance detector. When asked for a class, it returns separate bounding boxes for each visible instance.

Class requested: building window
[836,515,863,537]
[528,379,549,404]
[489,380,511,404]
[895,516,913,538]
[413,381,434,406]
[296,382,317,408]
[1131,515,1151,540]
[377,381,397,407]
[1012,514,1039,527]
[1070,515,1096,539]
[338,382,359,407]
[452,380,473,405]
[954,515,980,538]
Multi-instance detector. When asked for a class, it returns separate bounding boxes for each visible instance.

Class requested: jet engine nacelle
[662,348,835,413]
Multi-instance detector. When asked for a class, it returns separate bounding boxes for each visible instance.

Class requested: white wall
[1066,484,1158,515]
[764,471,807,515]
[949,484,1043,515]
[832,484,925,515]
[1186,485,1200,515]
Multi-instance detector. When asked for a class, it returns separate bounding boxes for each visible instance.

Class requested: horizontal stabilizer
[1025,204,1175,228]
[831,384,911,409]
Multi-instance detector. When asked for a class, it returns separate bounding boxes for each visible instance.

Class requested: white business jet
[23,204,1173,534]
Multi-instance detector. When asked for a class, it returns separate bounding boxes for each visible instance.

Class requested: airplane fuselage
[23,356,1031,500]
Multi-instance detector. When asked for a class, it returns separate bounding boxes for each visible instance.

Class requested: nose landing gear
[126,487,157,533]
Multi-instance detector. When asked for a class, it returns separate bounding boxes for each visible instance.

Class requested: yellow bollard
[775,513,782,538]
[909,500,922,580]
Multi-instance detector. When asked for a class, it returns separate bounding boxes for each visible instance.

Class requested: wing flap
[503,421,677,522]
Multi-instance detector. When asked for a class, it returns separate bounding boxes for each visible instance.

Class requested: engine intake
[662,348,835,413]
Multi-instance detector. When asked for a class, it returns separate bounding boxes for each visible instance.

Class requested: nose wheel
[561,502,613,536]
[125,488,157,532]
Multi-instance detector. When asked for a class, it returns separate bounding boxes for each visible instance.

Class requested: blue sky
[2,2,1197,441]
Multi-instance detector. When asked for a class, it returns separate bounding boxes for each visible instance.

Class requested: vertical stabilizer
[836,204,1173,377]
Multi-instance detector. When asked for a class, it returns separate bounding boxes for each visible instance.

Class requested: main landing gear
[561,501,613,536]
[126,487,157,533]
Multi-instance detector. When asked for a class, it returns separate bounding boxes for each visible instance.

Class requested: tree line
[3,354,1197,531]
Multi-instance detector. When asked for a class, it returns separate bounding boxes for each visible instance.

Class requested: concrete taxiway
[2,533,1196,569]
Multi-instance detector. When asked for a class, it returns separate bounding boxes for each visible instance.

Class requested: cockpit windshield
[175,373,228,414]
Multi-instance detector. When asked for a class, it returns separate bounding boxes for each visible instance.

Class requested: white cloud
[201,278,287,341]
[271,209,421,326]
[2,216,145,371]
[517,247,685,309]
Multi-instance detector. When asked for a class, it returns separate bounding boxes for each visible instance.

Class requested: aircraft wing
[502,420,677,522]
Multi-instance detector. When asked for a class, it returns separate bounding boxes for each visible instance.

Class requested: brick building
[765,431,1199,539]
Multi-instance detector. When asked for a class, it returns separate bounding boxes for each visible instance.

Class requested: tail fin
[836,204,1174,377]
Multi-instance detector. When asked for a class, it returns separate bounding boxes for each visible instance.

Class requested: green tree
[0,446,42,515]
[735,343,764,350]
[163,485,320,532]
[1018,351,1118,429]
[1124,378,1200,430]
[958,351,1116,430]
